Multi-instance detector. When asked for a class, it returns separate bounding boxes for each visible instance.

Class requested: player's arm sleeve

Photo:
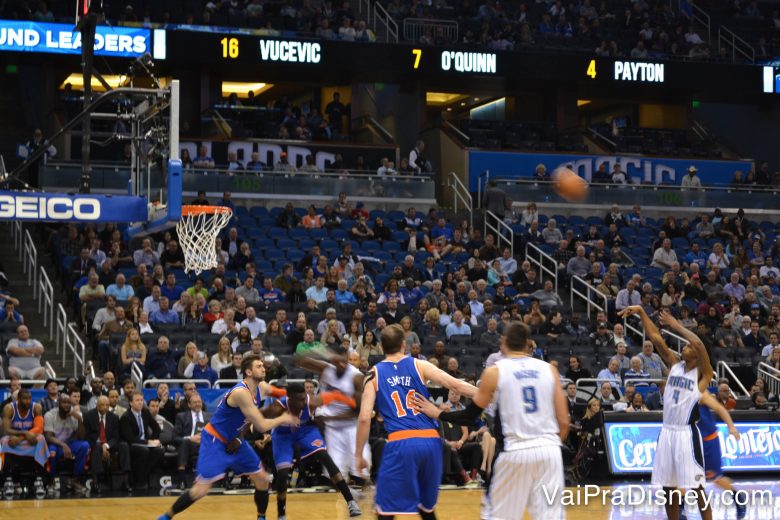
[419,360,478,398]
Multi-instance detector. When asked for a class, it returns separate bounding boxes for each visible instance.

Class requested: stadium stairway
[2,224,72,378]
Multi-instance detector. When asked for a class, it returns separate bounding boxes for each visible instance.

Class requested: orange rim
[181,205,233,216]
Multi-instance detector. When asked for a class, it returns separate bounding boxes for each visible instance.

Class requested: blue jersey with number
[375,356,437,434]
[698,403,717,437]
[11,402,33,431]
[207,381,262,441]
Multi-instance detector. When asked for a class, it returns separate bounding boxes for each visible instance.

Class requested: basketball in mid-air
[553,167,589,202]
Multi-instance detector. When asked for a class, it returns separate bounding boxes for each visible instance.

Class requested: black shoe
[92,481,103,495]
[121,477,133,494]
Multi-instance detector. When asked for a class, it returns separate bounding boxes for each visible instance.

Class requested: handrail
[45,361,56,380]
[11,221,23,257]
[38,265,55,340]
[490,176,780,194]
[684,0,711,42]
[447,171,473,230]
[22,230,37,289]
[661,328,688,353]
[143,378,213,388]
[623,315,646,345]
[484,210,514,257]
[55,303,67,357]
[0,379,50,386]
[587,126,617,148]
[719,361,752,397]
[131,362,144,388]
[525,242,559,293]
[443,120,470,143]
[718,26,755,64]
[367,116,395,143]
[213,378,321,391]
[477,170,490,209]
[757,362,780,400]
[373,2,398,43]
[64,323,86,377]
[402,18,458,43]
[570,275,608,319]
[624,377,665,387]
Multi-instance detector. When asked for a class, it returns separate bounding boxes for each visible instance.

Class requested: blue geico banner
[468,151,752,191]
[0,20,150,57]
[0,191,148,222]
[605,422,780,474]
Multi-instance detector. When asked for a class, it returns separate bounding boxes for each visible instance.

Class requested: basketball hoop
[176,205,233,274]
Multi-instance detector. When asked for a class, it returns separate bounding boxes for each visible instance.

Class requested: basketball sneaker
[348,500,362,517]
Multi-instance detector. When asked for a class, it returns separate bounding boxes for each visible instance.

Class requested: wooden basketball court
[0,489,610,519]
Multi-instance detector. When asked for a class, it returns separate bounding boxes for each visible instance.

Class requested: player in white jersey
[619,307,714,520]
[296,351,371,484]
[414,322,570,520]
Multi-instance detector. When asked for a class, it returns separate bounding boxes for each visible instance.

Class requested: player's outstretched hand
[658,308,678,328]
[618,305,643,319]
[411,394,441,419]
[728,425,741,441]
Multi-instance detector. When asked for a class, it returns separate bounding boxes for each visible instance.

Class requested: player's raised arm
[659,309,713,388]
[417,359,479,398]
[355,368,377,474]
[232,388,298,432]
[619,305,679,368]
[293,351,333,374]
[700,391,740,440]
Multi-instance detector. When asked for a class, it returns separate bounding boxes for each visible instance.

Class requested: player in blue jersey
[263,382,363,519]
[157,355,298,520]
[355,324,478,519]
[697,390,746,520]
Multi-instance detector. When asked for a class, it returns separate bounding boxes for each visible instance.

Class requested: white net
[176,206,233,275]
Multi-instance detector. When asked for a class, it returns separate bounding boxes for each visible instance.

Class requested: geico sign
[0,195,101,220]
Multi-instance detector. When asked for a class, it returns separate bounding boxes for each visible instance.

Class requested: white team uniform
[315,363,371,478]
[489,356,564,520]
[651,361,706,489]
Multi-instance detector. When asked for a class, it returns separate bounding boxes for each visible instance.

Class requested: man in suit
[83,395,131,493]
[218,352,243,380]
[69,248,97,283]
[119,391,163,490]
[172,393,211,488]
[107,389,126,417]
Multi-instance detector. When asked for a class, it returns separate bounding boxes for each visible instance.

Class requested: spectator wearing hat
[351,202,369,220]
[681,165,702,188]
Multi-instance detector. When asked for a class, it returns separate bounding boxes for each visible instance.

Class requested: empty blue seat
[254,238,274,250]
[369,209,386,220]
[250,207,269,218]
[267,227,288,240]
[309,228,327,241]
[363,240,380,252]
[330,229,348,241]
[277,238,296,250]
[289,228,308,241]
[320,239,338,251]
[392,231,408,242]
[298,239,315,251]
[265,249,285,261]
[387,210,405,223]
[382,242,401,252]
[373,251,392,262]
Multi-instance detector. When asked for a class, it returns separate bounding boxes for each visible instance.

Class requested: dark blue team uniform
[697,403,723,480]
[374,356,442,515]
[196,381,264,482]
[271,395,327,469]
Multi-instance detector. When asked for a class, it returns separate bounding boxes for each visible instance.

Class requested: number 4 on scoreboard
[587,59,597,79]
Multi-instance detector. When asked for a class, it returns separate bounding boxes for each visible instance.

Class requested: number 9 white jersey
[495,356,561,451]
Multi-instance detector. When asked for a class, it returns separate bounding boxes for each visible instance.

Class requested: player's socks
[736,502,746,520]
[254,489,269,517]
[170,491,198,515]
[335,479,355,502]
[157,515,172,520]
[419,510,436,520]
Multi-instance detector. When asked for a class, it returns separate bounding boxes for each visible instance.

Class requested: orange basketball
[553,167,589,202]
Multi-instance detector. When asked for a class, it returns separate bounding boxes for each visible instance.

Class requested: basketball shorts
[272,425,327,469]
[651,425,706,489]
[702,434,723,480]
[324,420,371,479]
[196,430,264,483]
[489,444,564,520]
[375,437,443,515]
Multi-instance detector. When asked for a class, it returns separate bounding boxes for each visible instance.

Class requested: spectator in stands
[695,214,715,239]
[70,247,97,283]
[761,334,780,357]
[83,395,130,494]
[6,325,45,381]
[296,329,322,354]
[716,383,737,410]
[566,245,592,278]
[651,238,677,269]
[445,310,471,339]
[240,306,267,339]
[118,328,146,378]
[142,285,162,315]
[172,392,210,489]
[39,378,59,413]
[724,273,746,302]
[183,351,218,387]
[623,356,650,384]
[43,393,88,494]
[106,273,134,301]
[133,239,160,268]
[597,359,622,386]
[542,218,563,246]
[530,280,563,311]
[356,330,383,361]
[210,338,233,373]
[150,296,179,325]
[234,276,260,304]
[743,321,766,352]
[212,308,240,336]
[160,241,185,270]
[147,336,178,380]
[409,140,429,175]
[610,164,627,184]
